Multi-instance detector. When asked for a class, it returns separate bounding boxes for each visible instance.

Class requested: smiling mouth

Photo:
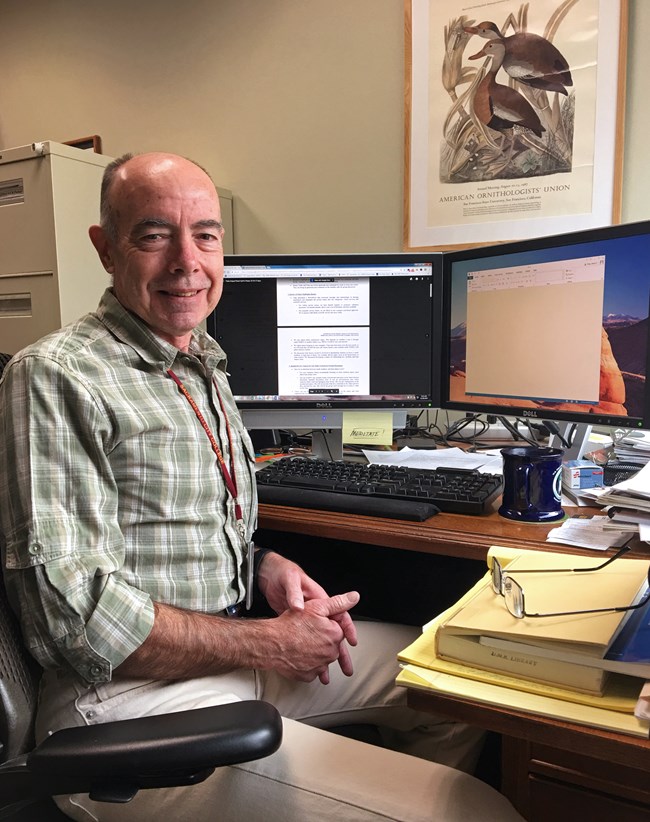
[161,290,200,297]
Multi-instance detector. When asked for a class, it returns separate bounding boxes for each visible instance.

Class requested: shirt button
[28,542,43,555]
[85,710,96,720]
[89,664,103,677]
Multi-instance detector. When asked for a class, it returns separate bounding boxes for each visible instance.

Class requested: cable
[441,413,489,448]
[541,419,571,449]
[497,416,538,447]
[521,418,541,445]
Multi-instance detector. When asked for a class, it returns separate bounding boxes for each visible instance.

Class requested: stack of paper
[556,461,650,543]
[607,508,650,530]
[597,460,650,512]
[546,515,631,551]
[396,546,650,738]
[362,446,502,474]
[613,431,650,466]
[397,665,649,738]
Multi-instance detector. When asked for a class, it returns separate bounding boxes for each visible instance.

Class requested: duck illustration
[464,21,573,95]
[468,40,545,138]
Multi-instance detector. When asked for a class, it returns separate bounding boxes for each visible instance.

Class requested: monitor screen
[441,221,650,429]
[207,253,443,420]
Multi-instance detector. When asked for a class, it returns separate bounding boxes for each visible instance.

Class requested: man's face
[90,155,225,351]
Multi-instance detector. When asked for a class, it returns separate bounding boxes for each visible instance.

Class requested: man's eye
[136,233,171,245]
[196,232,222,242]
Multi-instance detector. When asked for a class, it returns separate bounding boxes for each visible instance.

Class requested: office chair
[0,577,283,820]
[0,354,11,380]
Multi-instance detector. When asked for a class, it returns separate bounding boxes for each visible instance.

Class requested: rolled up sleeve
[0,355,154,683]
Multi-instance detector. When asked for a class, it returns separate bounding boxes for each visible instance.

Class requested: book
[483,593,650,680]
[396,665,649,739]
[607,594,650,669]
[438,623,609,694]
[440,550,649,657]
[397,645,641,712]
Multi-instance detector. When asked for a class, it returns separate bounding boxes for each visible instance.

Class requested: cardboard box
[562,460,604,489]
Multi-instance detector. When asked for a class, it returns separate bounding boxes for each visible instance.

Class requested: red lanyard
[166,368,244,530]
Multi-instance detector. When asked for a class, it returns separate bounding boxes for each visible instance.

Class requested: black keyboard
[255,458,503,520]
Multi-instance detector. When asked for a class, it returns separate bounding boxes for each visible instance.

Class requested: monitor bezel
[208,251,444,412]
[440,220,650,430]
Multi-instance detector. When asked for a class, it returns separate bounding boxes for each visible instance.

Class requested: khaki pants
[38,621,523,822]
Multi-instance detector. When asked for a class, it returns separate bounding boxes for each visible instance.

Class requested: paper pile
[612,431,650,466]
[546,515,631,551]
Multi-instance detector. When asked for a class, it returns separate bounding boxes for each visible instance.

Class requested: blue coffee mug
[499,446,564,523]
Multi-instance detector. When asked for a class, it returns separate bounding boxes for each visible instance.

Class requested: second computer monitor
[441,221,650,430]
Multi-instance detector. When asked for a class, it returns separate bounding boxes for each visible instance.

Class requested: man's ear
[89,225,116,274]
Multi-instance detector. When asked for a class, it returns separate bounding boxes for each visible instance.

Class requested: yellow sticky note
[342,411,394,446]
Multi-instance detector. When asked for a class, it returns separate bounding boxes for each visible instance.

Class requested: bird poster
[405,0,626,249]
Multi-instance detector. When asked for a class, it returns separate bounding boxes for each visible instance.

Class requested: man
[0,152,522,821]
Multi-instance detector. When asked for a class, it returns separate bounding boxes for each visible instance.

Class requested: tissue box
[562,460,604,489]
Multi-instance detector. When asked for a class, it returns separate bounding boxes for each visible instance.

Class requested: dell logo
[522,410,538,418]
[316,402,333,408]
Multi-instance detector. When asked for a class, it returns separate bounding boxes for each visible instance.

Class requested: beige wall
[621,1,650,222]
[0,0,647,253]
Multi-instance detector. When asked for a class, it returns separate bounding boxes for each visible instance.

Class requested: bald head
[100,152,216,241]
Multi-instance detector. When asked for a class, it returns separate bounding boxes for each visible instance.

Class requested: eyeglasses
[491,546,631,596]
[491,546,650,618]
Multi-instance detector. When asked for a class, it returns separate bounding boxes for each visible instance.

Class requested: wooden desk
[258,501,650,562]
[258,501,650,821]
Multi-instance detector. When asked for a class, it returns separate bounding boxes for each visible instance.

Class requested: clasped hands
[256,551,359,685]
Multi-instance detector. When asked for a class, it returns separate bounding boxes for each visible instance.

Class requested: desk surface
[258,501,650,562]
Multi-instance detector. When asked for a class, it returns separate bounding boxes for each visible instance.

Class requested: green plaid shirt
[0,289,257,684]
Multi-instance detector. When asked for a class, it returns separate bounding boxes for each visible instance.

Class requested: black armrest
[0,700,282,807]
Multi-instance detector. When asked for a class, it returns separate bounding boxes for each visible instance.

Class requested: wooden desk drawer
[528,775,650,822]
[530,742,650,803]
[505,738,650,820]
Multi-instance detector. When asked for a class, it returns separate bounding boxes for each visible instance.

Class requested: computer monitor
[207,253,443,457]
[441,221,650,450]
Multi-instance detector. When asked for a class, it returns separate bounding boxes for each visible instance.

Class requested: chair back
[0,353,11,378]
[0,350,40,763]
[0,581,39,763]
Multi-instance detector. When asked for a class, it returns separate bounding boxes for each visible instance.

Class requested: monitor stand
[311,429,343,460]
[549,422,593,461]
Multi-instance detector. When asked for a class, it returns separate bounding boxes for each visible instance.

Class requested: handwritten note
[342,411,393,446]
